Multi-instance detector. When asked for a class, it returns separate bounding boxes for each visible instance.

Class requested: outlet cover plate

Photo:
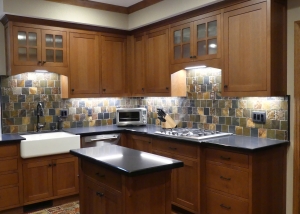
[252,111,266,124]
[60,109,68,118]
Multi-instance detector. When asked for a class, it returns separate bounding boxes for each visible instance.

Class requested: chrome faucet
[36,102,45,132]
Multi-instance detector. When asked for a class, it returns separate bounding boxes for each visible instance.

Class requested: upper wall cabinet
[145,26,171,96]
[5,22,68,76]
[170,11,221,65]
[222,0,287,97]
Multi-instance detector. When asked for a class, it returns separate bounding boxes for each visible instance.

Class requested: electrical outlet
[60,109,68,118]
[88,108,92,116]
[252,111,266,124]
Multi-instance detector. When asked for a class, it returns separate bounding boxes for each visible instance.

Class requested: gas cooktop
[154,128,233,141]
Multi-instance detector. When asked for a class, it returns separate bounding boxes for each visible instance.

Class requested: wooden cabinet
[127,134,152,153]
[81,175,122,214]
[170,11,221,65]
[69,31,100,97]
[145,26,171,96]
[204,145,286,214]
[222,1,287,96]
[23,154,78,204]
[101,34,128,96]
[0,143,22,211]
[80,159,172,214]
[152,138,200,213]
[131,34,146,96]
[5,23,68,76]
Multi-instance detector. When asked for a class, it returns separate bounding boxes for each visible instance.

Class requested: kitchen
[0,0,298,213]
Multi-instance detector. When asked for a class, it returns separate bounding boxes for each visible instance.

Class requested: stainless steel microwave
[116,108,147,126]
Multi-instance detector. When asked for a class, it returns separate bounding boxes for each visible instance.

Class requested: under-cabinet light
[34,70,48,73]
[184,65,207,70]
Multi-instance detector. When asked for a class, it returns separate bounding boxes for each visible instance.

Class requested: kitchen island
[70,143,183,214]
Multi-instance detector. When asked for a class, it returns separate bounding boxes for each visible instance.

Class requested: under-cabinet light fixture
[184,65,207,70]
[34,70,48,73]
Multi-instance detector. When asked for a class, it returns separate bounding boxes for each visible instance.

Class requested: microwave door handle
[90,136,118,142]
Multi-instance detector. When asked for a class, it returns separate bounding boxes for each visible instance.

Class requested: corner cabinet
[5,22,68,76]
[222,0,287,96]
[145,26,171,96]
[170,11,221,65]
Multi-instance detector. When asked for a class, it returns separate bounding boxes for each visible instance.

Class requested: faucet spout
[36,102,45,132]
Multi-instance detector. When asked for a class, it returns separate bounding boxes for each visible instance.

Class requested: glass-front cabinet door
[170,23,193,64]
[13,26,42,66]
[41,30,67,67]
[193,14,220,60]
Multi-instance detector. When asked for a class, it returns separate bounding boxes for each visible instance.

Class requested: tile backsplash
[1,69,289,140]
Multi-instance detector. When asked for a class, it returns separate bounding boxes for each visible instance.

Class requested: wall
[1,70,289,141]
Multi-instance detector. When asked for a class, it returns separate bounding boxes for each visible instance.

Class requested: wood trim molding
[294,20,300,214]
[45,0,163,14]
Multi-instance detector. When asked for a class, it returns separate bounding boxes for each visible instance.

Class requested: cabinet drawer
[206,189,248,214]
[206,163,249,198]
[152,139,198,159]
[0,159,18,173]
[0,186,20,209]
[0,144,18,158]
[206,148,248,168]
[82,160,121,191]
[0,173,19,187]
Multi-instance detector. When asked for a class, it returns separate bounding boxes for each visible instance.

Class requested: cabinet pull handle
[220,175,231,181]
[220,204,231,209]
[42,61,46,65]
[220,156,231,160]
[96,192,104,197]
[95,172,105,178]
[168,147,177,150]
[38,61,42,65]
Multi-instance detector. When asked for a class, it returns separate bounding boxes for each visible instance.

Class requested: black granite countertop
[63,125,289,151]
[70,143,183,176]
[0,134,26,144]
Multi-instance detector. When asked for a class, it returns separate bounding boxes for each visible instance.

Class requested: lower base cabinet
[23,154,78,204]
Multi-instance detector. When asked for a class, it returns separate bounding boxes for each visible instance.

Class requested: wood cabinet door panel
[223,3,267,93]
[0,186,20,209]
[0,173,19,187]
[69,32,100,96]
[0,144,18,158]
[130,134,152,153]
[132,35,146,96]
[145,28,170,95]
[23,160,53,202]
[101,35,126,95]
[206,189,248,214]
[206,162,249,199]
[0,159,18,173]
[52,157,78,196]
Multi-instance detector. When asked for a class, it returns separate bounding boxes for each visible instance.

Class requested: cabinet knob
[96,192,104,197]
[38,61,42,65]
[166,87,169,90]
[142,88,144,91]
[48,164,52,167]
[71,89,75,92]
[103,89,106,92]
[189,56,193,59]
[52,163,56,166]
[42,61,46,65]
[224,85,228,88]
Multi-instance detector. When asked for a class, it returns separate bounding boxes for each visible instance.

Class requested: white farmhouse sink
[20,132,80,158]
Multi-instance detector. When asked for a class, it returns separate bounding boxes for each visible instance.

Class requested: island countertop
[70,143,184,176]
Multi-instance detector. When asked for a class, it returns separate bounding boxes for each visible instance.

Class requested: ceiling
[89,0,143,7]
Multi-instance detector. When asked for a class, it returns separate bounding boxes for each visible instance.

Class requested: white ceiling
[89,0,143,7]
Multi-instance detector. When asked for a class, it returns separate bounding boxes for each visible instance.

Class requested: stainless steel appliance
[154,128,232,141]
[81,134,120,148]
[116,108,147,126]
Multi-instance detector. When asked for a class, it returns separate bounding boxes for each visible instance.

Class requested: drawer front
[0,186,20,209]
[82,160,121,191]
[206,189,248,214]
[206,163,249,198]
[152,139,198,159]
[206,148,249,168]
[0,159,18,173]
[0,144,18,158]
[0,173,19,187]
